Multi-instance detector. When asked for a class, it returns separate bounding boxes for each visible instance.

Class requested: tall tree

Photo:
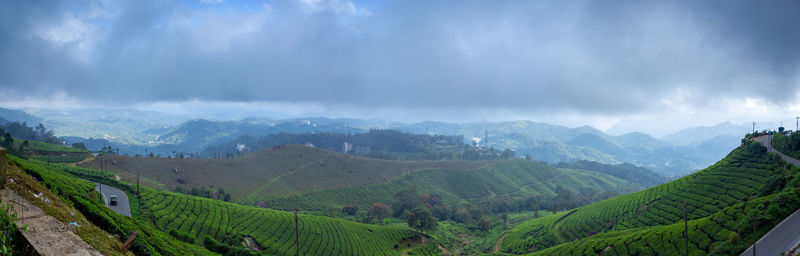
[367,203,392,225]
[407,206,437,239]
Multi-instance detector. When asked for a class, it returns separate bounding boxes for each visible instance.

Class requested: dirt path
[71,155,96,166]
[1,189,103,256]
[439,243,453,255]
[492,233,506,253]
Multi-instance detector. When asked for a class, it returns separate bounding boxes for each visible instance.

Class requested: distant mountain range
[0,107,42,125]
[0,107,748,177]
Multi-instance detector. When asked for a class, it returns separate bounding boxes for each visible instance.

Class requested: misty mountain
[195,119,743,177]
[660,121,751,146]
[4,106,744,177]
[0,107,42,125]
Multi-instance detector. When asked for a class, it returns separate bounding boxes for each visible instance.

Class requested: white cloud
[200,0,225,4]
[299,0,370,16]
[36,12,98,62]
[166,5,269,53]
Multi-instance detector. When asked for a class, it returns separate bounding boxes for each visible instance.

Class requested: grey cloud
[0,0,798,114]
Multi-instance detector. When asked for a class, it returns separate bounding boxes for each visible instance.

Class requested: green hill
[9,155,217,255]
[13,153,436,256]
[260,160,643,211]
[501,140,800,255]
[3,136,89,162]
[78,144,490,200]
[553,160,667,188]
[139,189,420,255]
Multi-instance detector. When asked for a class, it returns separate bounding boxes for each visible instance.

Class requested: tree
[501,148,515,159]
[392,186,419,216]
[479,217,492,231]
[341,203,359,216]
[407,206,437,239]
[453,207,472,223]
[2,132,12,147]
[18,140,29,155]
[368,203,392,225]
[71,142,87,150]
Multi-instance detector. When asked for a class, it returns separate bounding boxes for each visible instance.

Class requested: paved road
[94,182,131,217]
[755,135,800,167]
[740,135,800,256]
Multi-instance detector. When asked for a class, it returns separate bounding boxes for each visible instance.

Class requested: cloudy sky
[1,0,799,136]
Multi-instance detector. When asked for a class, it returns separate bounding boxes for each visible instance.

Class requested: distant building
[343,142,353,153]
[354,146,371,155]
[304,142,315,148]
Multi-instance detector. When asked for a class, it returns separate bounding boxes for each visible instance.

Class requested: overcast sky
[1,0,799,136]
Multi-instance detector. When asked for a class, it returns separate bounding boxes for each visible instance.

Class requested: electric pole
[752,122,756,134]
[683,201,689,256]
[295,209,300,256]
[752,215,757,256]
[796,117,798,131]
[484,128,488,148]
[137,170,141,199]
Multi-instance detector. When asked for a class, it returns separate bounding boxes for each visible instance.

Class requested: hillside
[8,155,218,255]
[2,136,89,163]
[661,121,751,146]
[553,160,667,188]
[11,154,438,256]
[0,154,134,255]
[501,140,800,255]
[201,129,469,161]
[772,132,800,159]
[78,144,490,200]
[0,107,42,125]
[259,160,644,211]
[138,188,422,255]
[59,159,437,256]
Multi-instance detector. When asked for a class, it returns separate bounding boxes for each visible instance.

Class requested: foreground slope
[9,156,217,255]
[502,140,800,255]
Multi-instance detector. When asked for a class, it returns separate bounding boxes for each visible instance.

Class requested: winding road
[739,135,800,256]
[94,182,131,217]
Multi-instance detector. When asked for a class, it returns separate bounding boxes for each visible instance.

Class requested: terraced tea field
[141,189,422,255]
[502,141,799,255]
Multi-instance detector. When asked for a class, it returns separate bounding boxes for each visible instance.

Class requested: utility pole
[753,122,756,134]
[742,196,756,256]
[796,117,798,131]
[484,128,488,148]
[295,209,300,256]
[137,170,141,199]
[683,201,689,256]
[752,215,757,256]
